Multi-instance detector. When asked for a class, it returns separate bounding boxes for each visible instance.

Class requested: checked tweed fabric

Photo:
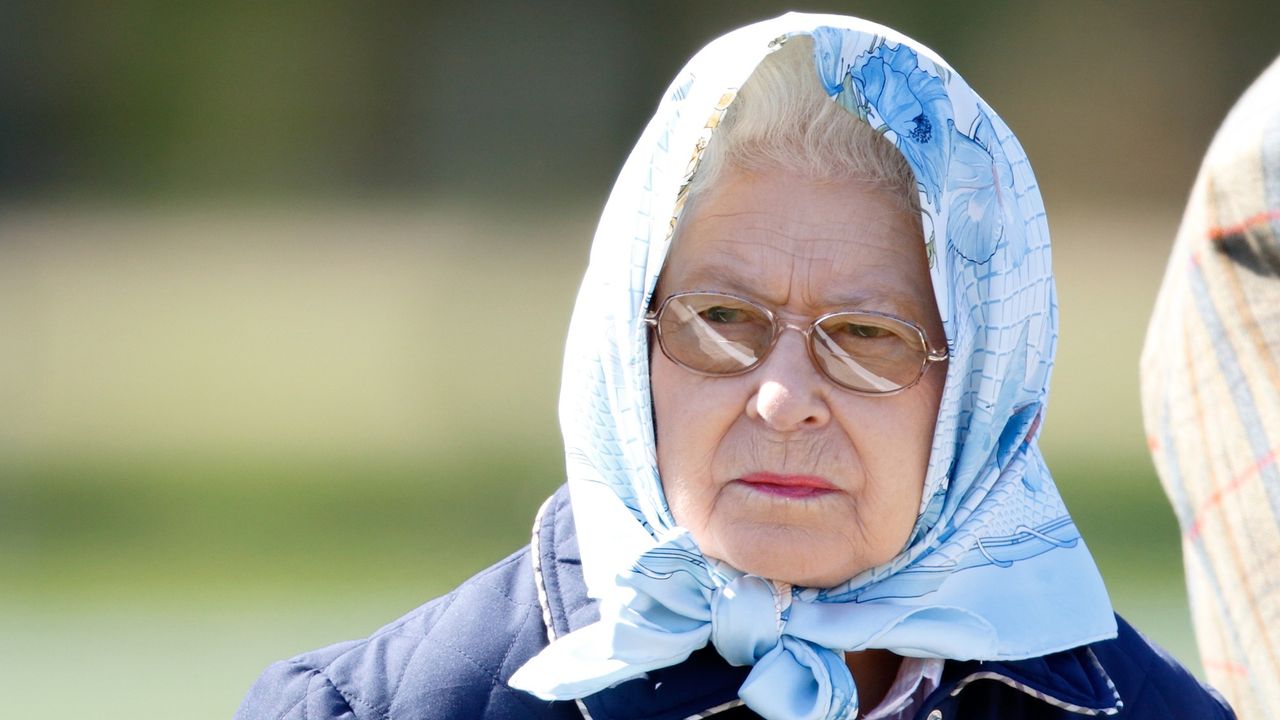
[1142,54,1280,720]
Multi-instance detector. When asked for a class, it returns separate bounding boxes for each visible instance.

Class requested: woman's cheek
[657,409,738,539]
[658,429,710,530]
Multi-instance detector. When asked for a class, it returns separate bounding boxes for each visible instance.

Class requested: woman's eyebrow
[667,268,923,315]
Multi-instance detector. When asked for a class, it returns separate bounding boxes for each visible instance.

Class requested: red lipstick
[737,472,837,499]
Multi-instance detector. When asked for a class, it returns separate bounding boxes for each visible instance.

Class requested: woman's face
[651,168,947,588]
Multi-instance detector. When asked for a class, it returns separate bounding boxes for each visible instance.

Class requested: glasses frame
[643,290,949,396]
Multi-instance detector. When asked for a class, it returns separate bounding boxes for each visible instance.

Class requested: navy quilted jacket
[236,487,1234,720]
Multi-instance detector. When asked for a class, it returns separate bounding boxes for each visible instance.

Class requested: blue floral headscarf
[511,13,1115,720]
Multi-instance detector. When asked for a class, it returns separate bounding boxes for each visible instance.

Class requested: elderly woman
[238,14,1232,720]
[1142,54,1280,720]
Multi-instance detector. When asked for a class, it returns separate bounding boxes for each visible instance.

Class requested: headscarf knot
[513,530,860,720]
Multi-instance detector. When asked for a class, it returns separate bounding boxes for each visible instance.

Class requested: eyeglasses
[644,291,948,395]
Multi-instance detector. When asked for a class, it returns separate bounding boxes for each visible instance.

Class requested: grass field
[0,200,1198,718]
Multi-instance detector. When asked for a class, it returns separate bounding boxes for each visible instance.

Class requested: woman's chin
[704,523,868,589]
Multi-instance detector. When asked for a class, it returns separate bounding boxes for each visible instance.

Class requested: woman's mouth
[736,472,837,499]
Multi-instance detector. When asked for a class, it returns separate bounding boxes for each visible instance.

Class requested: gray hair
[685,35,919,213]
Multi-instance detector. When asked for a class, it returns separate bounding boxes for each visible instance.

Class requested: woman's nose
[745,330,832,431]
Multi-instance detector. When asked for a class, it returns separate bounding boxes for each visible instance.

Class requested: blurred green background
[3,1,1279,717]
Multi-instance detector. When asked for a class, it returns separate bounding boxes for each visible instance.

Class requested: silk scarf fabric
[1142,55,1280,720]
[512,13,1116,720]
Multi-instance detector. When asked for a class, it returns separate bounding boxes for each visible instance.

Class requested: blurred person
[1141,55,1280,720]
[237,14,1232,720]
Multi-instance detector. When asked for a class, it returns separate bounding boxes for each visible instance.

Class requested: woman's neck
[845,649,903,711]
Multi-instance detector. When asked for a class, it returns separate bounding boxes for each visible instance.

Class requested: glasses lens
[812,313,927,393]
[658,294,774,374]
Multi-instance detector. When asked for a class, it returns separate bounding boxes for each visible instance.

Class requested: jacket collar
[939,649,1122,716]
[531,486,1121,719]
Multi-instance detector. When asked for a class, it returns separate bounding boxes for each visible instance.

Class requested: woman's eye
[702,306,746,323]
[844,323,891,339]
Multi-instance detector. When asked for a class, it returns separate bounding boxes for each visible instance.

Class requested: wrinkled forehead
[656,171,938,326]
